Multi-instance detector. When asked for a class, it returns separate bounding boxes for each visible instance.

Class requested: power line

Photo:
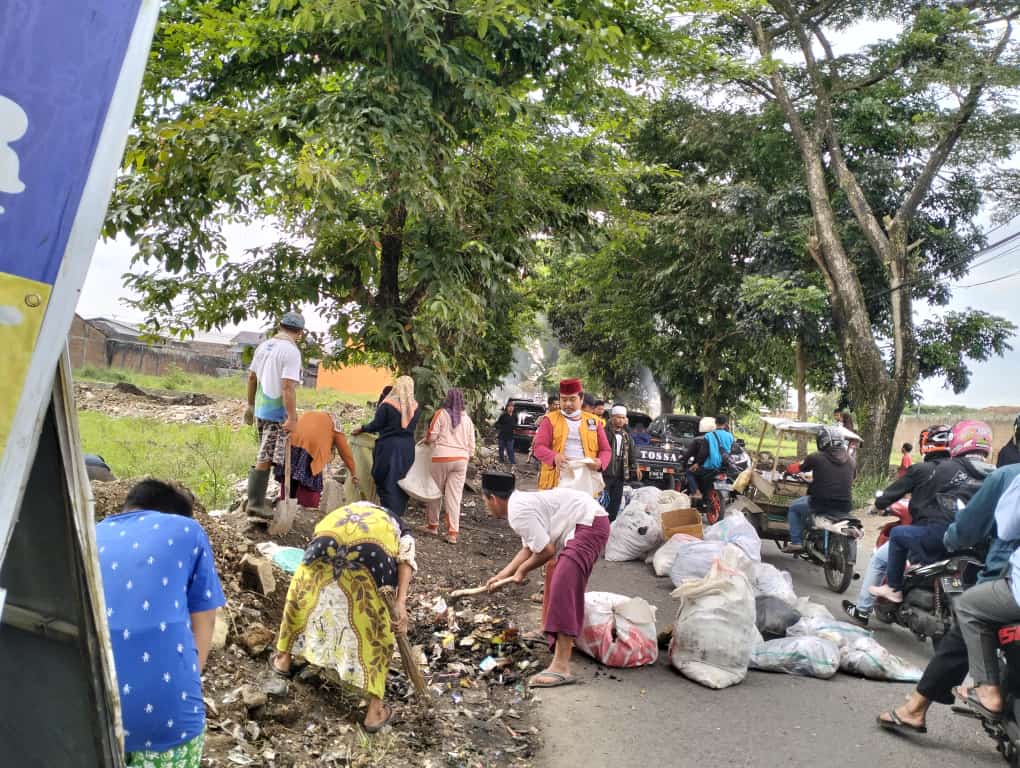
[957,266,1020,289]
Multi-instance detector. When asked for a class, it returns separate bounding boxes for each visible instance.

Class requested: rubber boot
[246,467,272,519]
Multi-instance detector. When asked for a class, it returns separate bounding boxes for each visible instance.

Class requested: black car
[635,414,701,489]
[505,399,548,451]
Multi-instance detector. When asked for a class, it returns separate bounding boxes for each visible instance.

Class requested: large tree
[691,1,1020,472]
[104,0,670,401]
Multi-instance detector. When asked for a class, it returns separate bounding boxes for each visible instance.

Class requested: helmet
[919,424,952,456]
[1014,413,1020,443]
[698,416,716,434]
[948,420,993,458]
[816,426,846,451]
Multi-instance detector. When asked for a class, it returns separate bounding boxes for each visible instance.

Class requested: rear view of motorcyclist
[870,420,996,604]
[785,426,856,554]
[842,425,951,625]
[998,414,1020,469]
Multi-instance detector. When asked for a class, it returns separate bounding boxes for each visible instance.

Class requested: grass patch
[75,366,371,409]
[78,411,255,509]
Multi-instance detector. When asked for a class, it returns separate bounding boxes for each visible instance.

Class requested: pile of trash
[650,508,923,690]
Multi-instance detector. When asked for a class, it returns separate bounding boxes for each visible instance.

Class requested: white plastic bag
[397,442,442,501]
[704,511,762,561]
[576,592,659,668]
[605,498,663,562]
[794,597,834,620]
[750,636,841,679]
[669,549,758,689]
[651,534,700,577]
[558,460,606,497]
[670,540,743,586]
[787,616,873,653]
[750,561,797,604]
[657,489,691,510]
[842,637,923,682]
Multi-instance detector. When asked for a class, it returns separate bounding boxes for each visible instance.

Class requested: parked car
[635,414,701,489]
[506,398,548,451]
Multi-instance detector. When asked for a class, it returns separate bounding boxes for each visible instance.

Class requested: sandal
[268,653,296,679]
[417,526,440,537]
[877,709,927,734]
[528,670,577,688]
[953,685,1003,721]
[363,703,394,734]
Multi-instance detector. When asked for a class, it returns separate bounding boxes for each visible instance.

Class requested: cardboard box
[661,507,703,540]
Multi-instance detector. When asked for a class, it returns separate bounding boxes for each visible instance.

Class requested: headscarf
[384,375,418,429]
[443,387,466,428]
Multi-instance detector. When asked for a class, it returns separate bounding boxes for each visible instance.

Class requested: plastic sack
[398,442,442,502]
[669,549,758,689]
[842,637,923,682]
[787,617,873,656]
[704,511,762,562]
[669,541,750,587]
[794,597,834,620]
[657,489,691,510]
[651,534,701,577]
[755,596,802,639]
[750,636,841,679]
[605,498,664,562]
[346,433,379,504]
[558,460,606,497]
[576,591,659,668]
[750,562,797,604]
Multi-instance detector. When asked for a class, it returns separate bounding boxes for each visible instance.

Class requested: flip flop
[877,709,927,734]
[363,703,394,734]
[521,630,547,645]
[528,670,577,688]
[268,653,297,679]
[953,686,1003,722]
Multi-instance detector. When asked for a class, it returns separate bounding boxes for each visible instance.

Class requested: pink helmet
[949,420,993,458]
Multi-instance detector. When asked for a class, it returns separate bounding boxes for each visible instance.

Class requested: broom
[378,587,430,702]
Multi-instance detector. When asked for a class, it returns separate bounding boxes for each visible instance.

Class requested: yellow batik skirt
[275,503,402,699]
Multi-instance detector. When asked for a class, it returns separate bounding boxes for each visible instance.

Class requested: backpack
[935,456,995,517]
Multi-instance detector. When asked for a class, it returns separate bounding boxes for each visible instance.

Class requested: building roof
[231,330,266,346]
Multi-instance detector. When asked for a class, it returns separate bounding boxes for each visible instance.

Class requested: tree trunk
[656,380,675,416]
[795,338,807,456]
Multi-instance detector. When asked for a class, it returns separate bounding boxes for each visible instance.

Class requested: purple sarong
[544,515,610,649]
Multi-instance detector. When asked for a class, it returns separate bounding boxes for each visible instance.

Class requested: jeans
[498,435,516,464]
[886,523,948,591]
[955,578,1020,685]
[855,542,889,613]
[787,496,812,544]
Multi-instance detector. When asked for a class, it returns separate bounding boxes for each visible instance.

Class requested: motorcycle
[958,623,1020,765]
[871,552,982,650]
[785,510,865,593]
[876,498,910,548]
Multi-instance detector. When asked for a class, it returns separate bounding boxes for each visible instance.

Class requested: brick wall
[68,315,109,369]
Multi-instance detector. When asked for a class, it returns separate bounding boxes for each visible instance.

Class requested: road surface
[531,534,1002,768]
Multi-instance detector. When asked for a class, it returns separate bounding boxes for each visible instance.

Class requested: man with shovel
[244,311,305,518]
[479,472,610,688]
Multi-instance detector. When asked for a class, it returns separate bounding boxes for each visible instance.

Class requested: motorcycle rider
[784,426,855,554]
[876,460,1020,734]
[687,415,734,509]
[998,414,1020,468]
[842,425,952,625]
[870,420,996,604]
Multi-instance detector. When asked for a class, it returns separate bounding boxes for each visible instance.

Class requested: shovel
[268,438,299,536]
[378,587,430,702]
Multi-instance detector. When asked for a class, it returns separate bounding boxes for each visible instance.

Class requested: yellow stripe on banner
[0,273,53,454]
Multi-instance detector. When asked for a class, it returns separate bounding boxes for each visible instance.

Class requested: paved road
[532,538,1003,768]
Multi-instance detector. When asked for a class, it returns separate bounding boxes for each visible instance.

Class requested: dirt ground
[91,451,547,768]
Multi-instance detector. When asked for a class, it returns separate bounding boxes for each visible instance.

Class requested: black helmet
[816,426,846,452]
[1014,414,1020,444]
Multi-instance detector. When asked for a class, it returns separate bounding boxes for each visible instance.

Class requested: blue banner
[0,0,143,285]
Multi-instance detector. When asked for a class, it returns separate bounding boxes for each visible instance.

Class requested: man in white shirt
[244,311,304,517]
[481,472,610,688]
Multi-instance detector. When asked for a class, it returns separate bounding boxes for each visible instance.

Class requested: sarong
[127,732,205,768]
[543,516,611,649]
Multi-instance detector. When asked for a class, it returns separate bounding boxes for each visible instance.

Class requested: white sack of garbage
[669,548,757,689]
[842,637,924,682]
[787,616,873,655]
[650,533,701,577]
[750,636,841,679]
[576,592,659,668]
[703,511,762,561]
[669,541,748,586]
[793,597,834,620]
[605,496,664,562]
[750,561,797,604]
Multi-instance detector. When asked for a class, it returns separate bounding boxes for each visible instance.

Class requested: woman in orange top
[276,411,359,509]
[423,388,476,544]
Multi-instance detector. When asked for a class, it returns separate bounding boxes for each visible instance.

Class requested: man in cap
[480,471,610,688]
[532,378,610,491]
[604,405,640,520]
[244,311,305,517]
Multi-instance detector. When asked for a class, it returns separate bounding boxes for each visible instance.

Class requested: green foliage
[160,363,189,391]
[78,412,253,509]
[917,310,1016,393]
